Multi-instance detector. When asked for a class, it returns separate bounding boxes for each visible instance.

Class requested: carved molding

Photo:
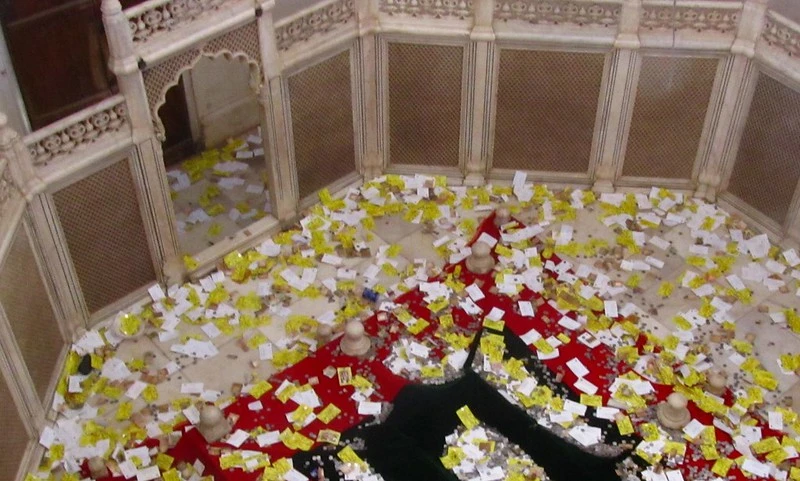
[380,0,473,19]
[0,167,15,215]
[762,12,800,58]
[640,6,740,33]
[142,22,262,140]
[126,0,226,44]
[23,97,129,167]
[495,0,620,28]
[275,0,356,52]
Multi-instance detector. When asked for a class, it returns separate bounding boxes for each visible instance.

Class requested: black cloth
[293,327,636,481]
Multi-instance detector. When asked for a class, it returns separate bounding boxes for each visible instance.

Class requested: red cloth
[93,213,784,481]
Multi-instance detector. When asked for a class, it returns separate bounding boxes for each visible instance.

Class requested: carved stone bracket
[126,0,226,44]
[142,22,263,141]
[495,0,620,28]
[380,0,473,19]
[23,98,129,167]
[762,12,800,58]
[640,6,740,33]
[275,0,356,52]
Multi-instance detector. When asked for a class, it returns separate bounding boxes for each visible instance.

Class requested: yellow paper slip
[317,403,342,424]
[456,405,480,429]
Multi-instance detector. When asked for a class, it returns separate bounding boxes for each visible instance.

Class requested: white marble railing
[380,0,473,19]
[494,0,621,28]
[640,0,741,33]
[763,10,800,58]
[274,0,356,52]
[23,95,129,167]
[125,0,226,43]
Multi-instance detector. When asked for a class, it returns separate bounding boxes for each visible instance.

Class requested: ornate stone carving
[24,97,129,167]
[0,167,16,215]
[142,22,262,141]
[274,0,356,52]
[762,12,800,58]
[126,0,226,43]
[380,0,473,19]
[495,0,620,28]
[640,6,740,33]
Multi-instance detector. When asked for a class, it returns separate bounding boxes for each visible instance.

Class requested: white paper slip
[201,323,222,339]
[769,410,784,431]
[784,248,800,267]
[226,429,250,447]
[358,401,382,416]
[181,382,204,394]
[741,459,771,478]
[248,401,264,411]
[148,284,166,301]
[574,378,598,395]
[125,380,148,399]
[408,342,430,358]
[558,316,581,331]
[321,254,343,266]
[563,399,587,416]
[603,300,618,318]
[595,406,620,420]
[519,328,542,345]
[664,470,685,481]
[566,358,590,378]
[682,419,705,439]
[259,342,274,360]
[518,300,535,317]
[486,307,505,321]
[475,232,498,248]
[256,430,281,447]
[136,466,161,481]
[465,283,485,302]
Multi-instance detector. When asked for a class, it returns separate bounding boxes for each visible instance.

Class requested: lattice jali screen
[0,225,62,402]
[388,43,463,167]
[726,75,800,226]
[493,49,604,173]
[53,159,156,314]
[288,50,356,199]
[622,56,717,180]
[0,375,27,481]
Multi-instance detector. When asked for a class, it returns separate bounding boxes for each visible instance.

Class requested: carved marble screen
[388,42,464,167]
[492,49,605,173]
[288,49,356,200]
[622,56,718,180]
[53,159,156,315]
[0,374,27,481]
[726,74,800,226]
[0,223,62,402]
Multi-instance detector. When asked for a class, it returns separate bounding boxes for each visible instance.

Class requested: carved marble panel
[640,6,740,33]
[275,0,356,52]
[24,98,129,167]
[127,0,227,43]
[495,0,620,28]
[762,12,800,58]
[380,0,473,19]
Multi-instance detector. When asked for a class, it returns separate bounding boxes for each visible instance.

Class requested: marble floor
[166,128,272,255]
[33,175,800,480]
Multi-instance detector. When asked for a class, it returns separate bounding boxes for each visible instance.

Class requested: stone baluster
[356,0,382,179]
[257,0,299,225]
[591,0,641,192]
[693,0,766,201]
[101,0,181,280]
[0,113,43,200]
[464,0,496,185]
